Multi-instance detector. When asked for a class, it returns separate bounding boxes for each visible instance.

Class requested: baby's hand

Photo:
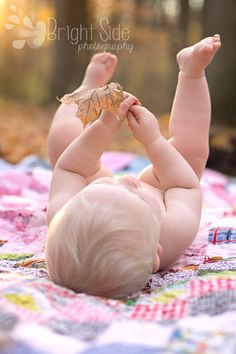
[127,105,161,147]
[118,92,141,121]
[99,93,139,131]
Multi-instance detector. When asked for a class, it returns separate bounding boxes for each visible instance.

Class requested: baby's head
[46,176,161,299]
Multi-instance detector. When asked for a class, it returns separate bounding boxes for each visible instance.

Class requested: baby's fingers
[129,105,149,117]
[127,111,136,127]
[118,96,139,121]
[123,91,141,105]
[127,111,145,142]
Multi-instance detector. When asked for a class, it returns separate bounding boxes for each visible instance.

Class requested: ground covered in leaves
[0,100,235,176]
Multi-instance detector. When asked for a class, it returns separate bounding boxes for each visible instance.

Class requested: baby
[45,35,221,299]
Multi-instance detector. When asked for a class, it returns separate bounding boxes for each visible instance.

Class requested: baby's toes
[90,52,107,64]
[213,42,221,52]
[198,44,214,59]
[105,53,117,67]
[213,34,221,42]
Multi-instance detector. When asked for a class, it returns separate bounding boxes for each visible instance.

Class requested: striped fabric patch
[208,227,236,244]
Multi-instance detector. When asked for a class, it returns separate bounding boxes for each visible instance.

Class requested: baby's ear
[157,243,162,257]
[152,253,159,273]
[152,244,162,273]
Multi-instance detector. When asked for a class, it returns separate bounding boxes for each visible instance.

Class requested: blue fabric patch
[208,228,236,244]
[1,340,45,354]
[81,343,161,354]
[122,156,150,176]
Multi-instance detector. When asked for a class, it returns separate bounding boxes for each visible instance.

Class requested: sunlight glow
[0,0,6,31]
[162,0,180,19]
[189,0,204,11]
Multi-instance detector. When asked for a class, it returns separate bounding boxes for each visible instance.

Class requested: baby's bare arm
[159,187,202,269]
[127,105,200,190]
[55,95,138,177]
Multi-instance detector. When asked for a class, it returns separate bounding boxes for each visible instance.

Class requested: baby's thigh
[168,137,208,179]
[48,119,84,169]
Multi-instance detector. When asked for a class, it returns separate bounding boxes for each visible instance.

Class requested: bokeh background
[0,0,236,174]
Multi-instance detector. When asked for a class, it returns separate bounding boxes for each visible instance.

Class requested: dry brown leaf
[59,82,124,126]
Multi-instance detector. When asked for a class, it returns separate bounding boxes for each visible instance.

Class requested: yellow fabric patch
[5,293,39,311]
[151,289,185,304]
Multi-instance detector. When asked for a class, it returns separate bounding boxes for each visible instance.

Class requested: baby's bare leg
[168,34,221,179]
[47,53,117,169]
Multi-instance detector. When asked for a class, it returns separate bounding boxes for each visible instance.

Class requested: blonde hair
[46,193,159,299]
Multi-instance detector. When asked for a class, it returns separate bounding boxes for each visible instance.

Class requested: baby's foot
[78,52,117,91]
[177,34,221,78]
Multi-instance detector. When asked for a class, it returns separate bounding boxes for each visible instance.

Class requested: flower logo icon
[5,4,46,49]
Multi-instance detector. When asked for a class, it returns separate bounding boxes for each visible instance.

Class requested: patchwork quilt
[0,153,236,354]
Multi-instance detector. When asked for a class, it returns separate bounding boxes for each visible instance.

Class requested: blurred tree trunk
[49,0,90,100]
[134,0,143,26]
[178,0,189,47]
[203,0,236,126]
[168,0,190,112]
